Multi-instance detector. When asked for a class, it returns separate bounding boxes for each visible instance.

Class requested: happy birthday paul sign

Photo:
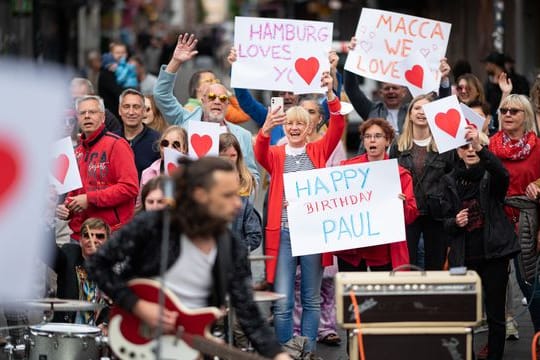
[231,16,333,93]
[283,159,405,257]
[345,8,451,86]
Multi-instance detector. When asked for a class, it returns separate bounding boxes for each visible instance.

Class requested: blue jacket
[231,197,262,251]
[153,66,259,184]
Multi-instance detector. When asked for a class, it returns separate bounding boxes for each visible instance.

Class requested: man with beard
[153,33,259,184]
[87,157,289,360]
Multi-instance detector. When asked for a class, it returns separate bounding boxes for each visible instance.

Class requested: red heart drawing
[53,154,70,184]
[294,57,319,85]
[405,65,424,88]
[435,109,462,138]
[167,162,177,175]
[190,134,213,158]
[0,140,21,210]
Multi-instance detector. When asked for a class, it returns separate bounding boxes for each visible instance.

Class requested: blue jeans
[273,229,323,352]
[514,257,540,332]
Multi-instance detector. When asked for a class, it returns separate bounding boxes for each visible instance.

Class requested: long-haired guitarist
[87,156,290,359]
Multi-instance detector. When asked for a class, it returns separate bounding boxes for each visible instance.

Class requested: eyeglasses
[362,133,386,140]
[456,85,470,92]
[160,139,182,150]
[78,109,101,116]
[499,107,524,115]
[206,93,229,103]
[81,232,106,240]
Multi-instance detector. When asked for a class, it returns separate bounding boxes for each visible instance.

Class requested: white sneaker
[506,317,519,340]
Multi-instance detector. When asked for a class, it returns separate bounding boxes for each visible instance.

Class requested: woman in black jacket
[437,126,520,360]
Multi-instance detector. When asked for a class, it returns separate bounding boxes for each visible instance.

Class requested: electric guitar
[108,278,270,360]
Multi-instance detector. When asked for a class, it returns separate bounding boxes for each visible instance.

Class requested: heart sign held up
[397,51,439,97]
[163,147,186,176]
[460,103,488,133]
[187,121,221,159]
[231,16,332,94]
[0,138,21,214]
[422,95,468,153]
[49,136,82,195]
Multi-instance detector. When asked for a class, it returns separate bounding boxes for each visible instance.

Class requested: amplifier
[348,327,473,360]
[336,270,482,328]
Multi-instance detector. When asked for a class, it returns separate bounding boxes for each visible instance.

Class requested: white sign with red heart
[163,147,187,175]
[397,51,438,97]
[49,136,82,195]
[345,8,451,87]
[187,121,221,159]
[422,95,468,153]
[231,16,332,93]
[460,103,488,133]
[0,60,69,301]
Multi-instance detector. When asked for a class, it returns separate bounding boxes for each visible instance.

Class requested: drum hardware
[2,337,26,360]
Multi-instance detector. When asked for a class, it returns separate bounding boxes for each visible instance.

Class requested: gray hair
[71,77,94,95]
[119,88,144,105]
[75,95,105,112]
[499,94,536,133]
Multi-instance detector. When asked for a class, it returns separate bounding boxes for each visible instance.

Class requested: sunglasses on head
[499,107,524,115]
[82,232,106,240]
[206,93,229,103]
[160,139,182,150]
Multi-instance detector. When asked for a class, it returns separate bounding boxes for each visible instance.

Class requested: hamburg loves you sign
[231,16,332,93]
[345,8,451,87]
[283,159,405,257]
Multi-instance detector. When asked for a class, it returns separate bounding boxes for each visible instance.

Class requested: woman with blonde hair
[219,132,256,197]
[390,93,455,270]
[143,95,169,133]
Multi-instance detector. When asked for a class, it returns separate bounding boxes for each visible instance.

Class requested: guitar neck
[186,333,270,360]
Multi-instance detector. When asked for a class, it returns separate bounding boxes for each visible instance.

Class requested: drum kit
[0,298,109,360]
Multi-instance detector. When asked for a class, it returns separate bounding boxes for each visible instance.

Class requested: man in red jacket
[56,95,139,241]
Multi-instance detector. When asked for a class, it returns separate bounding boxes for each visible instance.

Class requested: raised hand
[347,36,357,51]
[261,106,287,137]
[227,47,237,65]
[439,57,451,80]
[321,71,335,100]
[464,125,481,151]
[172,33,199,64]
[498,72,513,95]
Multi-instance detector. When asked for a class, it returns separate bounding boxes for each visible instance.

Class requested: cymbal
[22,298,103,311]
[248,255,275,261]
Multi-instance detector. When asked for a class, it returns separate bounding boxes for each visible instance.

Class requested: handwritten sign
[187,121,221,159]
[49,136,82,194]
[0,60,68,301]
[231,16,332,93]
[345,8,451,86]
[283,159,405,256]
[423,95,468,153]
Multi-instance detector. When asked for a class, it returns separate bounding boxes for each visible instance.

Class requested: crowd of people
[6,27,540,360]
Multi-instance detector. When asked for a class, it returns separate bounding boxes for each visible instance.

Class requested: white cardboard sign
[163,147,185,175]
[231,16,332,93]
[187,121,221,159]
[345,8,451,86]
[49,136,82,195]
[423,95,468,153]
[397,50,439,97]
[283,159,405,257]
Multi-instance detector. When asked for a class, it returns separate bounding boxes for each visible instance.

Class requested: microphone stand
[155,177,175,360]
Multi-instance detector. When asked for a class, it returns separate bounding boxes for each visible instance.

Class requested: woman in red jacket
[336,118,418,271]
[254,72,345,353]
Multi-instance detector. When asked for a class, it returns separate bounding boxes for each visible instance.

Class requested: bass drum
[28,323,102,360]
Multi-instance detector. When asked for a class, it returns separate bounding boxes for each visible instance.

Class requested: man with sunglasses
[116,88,161,179]
[44,218,112,329]
[153,33,260,185]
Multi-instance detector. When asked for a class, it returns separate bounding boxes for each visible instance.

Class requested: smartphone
[271,97,284,114]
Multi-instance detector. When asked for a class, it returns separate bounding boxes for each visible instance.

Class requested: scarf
[455,162,484,200]
[489,131,536,161]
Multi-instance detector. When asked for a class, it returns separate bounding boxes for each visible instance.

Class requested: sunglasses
[82,232,106,240]
[456,85,470,92]
[206,93,229,103]
[499,107,524,115]
[160,139,182,150]
[459,143,473,150]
